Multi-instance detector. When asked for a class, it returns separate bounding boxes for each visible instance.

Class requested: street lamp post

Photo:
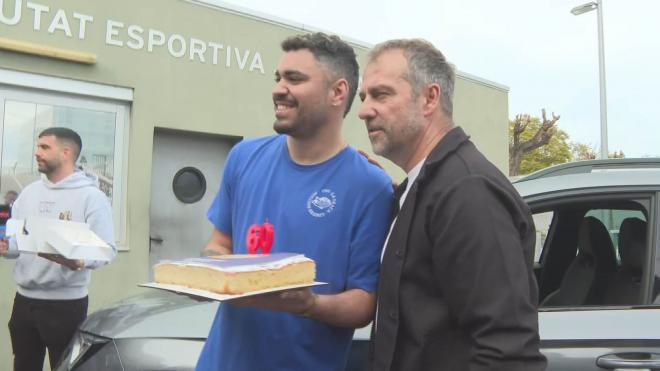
[571,0,609,159]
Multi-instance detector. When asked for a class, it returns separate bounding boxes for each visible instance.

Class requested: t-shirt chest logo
[307,189,336,218]
[39,201,55,214]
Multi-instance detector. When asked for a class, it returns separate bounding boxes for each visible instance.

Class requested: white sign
[0,0,265,74]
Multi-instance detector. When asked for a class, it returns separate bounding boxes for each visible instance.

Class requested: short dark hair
[369,39,456,118]
[38,127,83,161]
[281,32,359,117]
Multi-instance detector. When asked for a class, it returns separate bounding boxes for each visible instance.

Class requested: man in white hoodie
[0,127,116,371]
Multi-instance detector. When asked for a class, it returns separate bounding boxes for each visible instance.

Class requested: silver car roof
[514,169,660,199]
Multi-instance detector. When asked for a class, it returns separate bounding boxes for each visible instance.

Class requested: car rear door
[533,190,660,371]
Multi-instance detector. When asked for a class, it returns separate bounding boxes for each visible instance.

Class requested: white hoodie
[4,170,116,300]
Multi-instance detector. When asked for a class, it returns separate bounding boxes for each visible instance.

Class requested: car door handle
[596,353,660,369]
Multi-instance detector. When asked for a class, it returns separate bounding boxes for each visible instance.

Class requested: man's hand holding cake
[229,286,318,317]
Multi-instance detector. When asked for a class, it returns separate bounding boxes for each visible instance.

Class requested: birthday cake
[153,253,316,294]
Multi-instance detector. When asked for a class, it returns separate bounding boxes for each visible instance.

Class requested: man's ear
[421,83,441,116]
[60,145,73,162]
[329,78,349,108]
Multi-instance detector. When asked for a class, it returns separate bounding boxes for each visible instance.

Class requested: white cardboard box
[15,217,113,261]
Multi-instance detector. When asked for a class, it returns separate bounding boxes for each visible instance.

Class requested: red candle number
[246,221,274,254]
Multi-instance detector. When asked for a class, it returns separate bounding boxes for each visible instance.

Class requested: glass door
[0,86,128,246]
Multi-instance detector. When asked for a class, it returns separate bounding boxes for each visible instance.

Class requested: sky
[212,0,659,157]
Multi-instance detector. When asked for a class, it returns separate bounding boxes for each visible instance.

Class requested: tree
[570,143,597,161]
[509,109,569,176]
[570,143,625,160]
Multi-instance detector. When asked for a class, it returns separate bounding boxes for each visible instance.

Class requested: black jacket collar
[416,126,470,185]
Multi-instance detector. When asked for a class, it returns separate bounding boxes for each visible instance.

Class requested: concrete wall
[0,0,509,367]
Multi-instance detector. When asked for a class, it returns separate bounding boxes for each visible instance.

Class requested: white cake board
[139,281,327,301]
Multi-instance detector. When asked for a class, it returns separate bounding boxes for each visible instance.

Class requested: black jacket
[372,127,546,371]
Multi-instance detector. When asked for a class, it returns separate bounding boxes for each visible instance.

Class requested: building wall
[0,0,508,367]
[454,73,510,171]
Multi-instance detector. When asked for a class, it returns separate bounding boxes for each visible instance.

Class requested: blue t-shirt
[196,135,393,371]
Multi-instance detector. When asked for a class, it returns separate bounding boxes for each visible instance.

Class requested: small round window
[172,167,206,204]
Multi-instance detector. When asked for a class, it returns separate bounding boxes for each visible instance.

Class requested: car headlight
[60,331,111,370]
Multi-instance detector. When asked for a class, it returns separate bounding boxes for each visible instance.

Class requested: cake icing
[157,253,312,273]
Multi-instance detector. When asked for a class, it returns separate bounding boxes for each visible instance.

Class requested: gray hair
[368,39,455,118]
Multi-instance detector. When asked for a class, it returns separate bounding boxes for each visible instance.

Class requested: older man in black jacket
[358,39,546,371]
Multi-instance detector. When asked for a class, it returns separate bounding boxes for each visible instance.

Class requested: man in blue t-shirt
[196,33,393,371]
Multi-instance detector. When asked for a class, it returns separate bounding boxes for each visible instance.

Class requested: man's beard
[273,108,327,139]
[371,111,424,160]
[273,120,294,135]
[37,159,58,175]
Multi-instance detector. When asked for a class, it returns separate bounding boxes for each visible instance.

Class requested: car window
[535,201,651,309]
